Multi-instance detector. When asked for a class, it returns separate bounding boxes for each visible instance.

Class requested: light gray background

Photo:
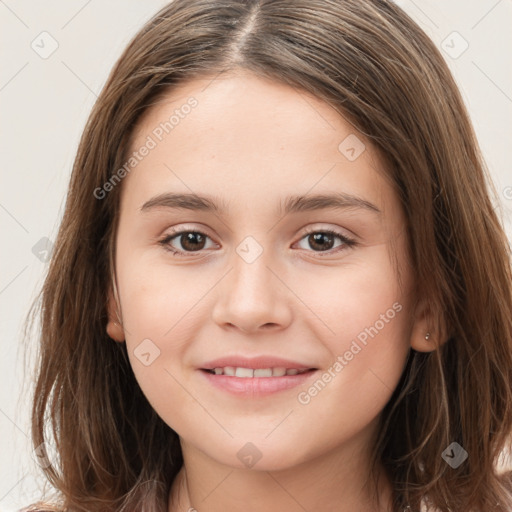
[1,0,511,510]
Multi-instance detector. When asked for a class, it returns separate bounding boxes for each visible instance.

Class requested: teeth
[254,368,272,377]
[235,367,254,378]
[209,367,309,377]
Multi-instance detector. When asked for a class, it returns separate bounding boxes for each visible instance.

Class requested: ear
[106,283,125,343]
[410,296,449,352]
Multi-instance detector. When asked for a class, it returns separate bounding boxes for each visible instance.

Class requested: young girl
[23,0,512,511]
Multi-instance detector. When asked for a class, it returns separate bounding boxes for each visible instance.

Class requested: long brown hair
[24,0,512,510]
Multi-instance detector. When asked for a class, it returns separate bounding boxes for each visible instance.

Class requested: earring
[425,332,431,340]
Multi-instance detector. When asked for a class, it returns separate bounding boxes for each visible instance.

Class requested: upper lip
[200,356,317,370]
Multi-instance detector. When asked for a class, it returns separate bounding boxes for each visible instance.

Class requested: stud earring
[425,332,431,340]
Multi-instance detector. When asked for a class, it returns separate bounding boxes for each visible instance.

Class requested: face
[108,70,422,471]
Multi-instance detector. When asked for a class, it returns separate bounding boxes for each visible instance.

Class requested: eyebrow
[140,192,381,216]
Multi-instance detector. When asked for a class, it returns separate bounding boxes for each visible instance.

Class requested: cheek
[119,273,201,434]
[315,306,411,412]
[290,271,411,456]
[295,322,410,458]
[115,253,223,423]
[117,250,205,342]
[304,247,409,348]
[115,259,191,389]
[296,247,411,403]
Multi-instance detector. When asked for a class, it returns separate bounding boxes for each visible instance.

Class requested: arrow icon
[338,134,365,161]
[237,442,262,468]
[32,236,54,262]
[441,442,468,468]
[31,31,59,59]
[236,236,263,263]
[444,449,455,458]
[441,32,468,59]
[134,339,161,365]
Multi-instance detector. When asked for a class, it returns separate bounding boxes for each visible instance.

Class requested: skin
[106,69,435,512]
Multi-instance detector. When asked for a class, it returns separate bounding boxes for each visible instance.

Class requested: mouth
[199,366,318,397]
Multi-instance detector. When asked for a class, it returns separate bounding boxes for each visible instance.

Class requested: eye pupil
[308,232,334,251]
[181,232,206,251]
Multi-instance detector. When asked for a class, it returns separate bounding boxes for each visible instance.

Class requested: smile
[199,367,317,396]
[204,366,312,377]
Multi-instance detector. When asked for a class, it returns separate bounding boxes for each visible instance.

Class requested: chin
[200,437,311,472]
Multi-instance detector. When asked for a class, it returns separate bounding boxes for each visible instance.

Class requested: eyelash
[158,226,357,258]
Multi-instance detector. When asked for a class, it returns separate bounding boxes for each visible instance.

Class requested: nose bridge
[229,235,278,303]
[211,234,292,331]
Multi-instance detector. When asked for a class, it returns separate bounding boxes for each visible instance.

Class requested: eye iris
[309,232,334,251]
[181,232,206,251]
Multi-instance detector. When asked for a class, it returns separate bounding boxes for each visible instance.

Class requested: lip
[198,355,318,397]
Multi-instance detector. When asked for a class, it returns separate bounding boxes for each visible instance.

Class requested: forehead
[123,70,397,220]
[131,69,376,162]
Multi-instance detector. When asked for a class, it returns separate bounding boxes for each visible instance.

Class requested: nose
[211,248,293,334]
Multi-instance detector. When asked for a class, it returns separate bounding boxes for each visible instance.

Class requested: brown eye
[159,230,215,256]
[306,232,336,251]
[177,232,207,251]
[296,228,356,254]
